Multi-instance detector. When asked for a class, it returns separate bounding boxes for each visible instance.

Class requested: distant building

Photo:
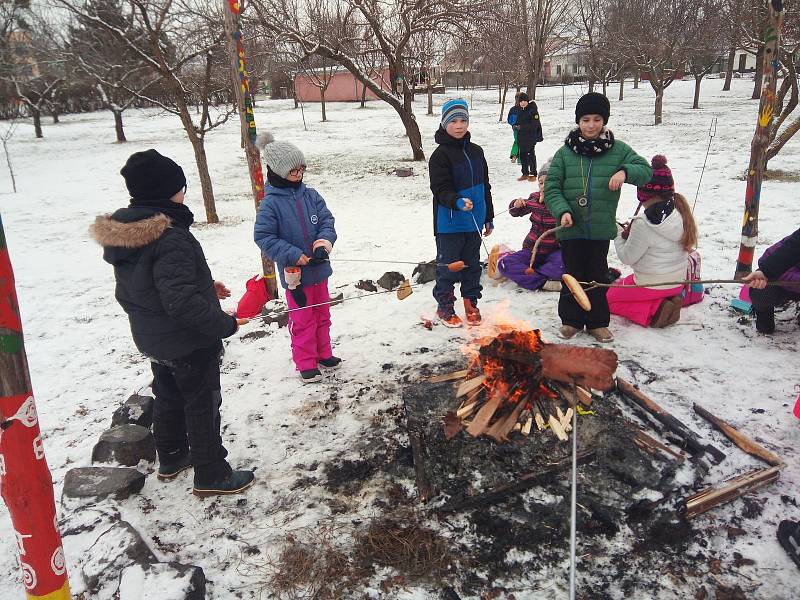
[543,44,588,84]
[294,68,391,102]
[7,30,40,80]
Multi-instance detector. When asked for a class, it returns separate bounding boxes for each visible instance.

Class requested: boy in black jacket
[91,150,254,496]
[429,99,494,327]
[513,92,544,181]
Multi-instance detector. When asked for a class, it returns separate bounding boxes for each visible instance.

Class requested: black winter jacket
[515,103,544,148]
[91,206,238,360]
[759,227,800,280]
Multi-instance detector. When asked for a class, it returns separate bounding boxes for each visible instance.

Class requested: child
[91,149,254,497]
[507,92,522,163]
[544,92,651,342]
[429,98,494,327]
[513,92,544,181]
[742,226,800,334]
[607,155,699,328]
[498,159,564,291]
[253,132,339,383]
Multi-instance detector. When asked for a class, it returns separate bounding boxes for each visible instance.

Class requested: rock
[112,394,154,429]
[261,302,289,328]
[83,521,157,596]
[62,467,146,502]
[119,562,206,600]
[392,167,413,177]
[355,280,378,292]
[377,271,405,291]
[92,424,156,466]
[413,261,437,284]
[329,291,344,306]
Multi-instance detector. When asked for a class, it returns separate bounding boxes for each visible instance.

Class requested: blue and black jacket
[429,127,494,235]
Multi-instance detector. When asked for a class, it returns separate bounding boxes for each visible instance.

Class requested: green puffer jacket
[544,139,651,241]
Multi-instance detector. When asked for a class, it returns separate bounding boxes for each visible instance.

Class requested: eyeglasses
[183,184,188,193]
[289,166,307,176]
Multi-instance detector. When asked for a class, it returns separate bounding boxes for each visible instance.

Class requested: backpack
[681,250,704,307]
[236,275,271,318]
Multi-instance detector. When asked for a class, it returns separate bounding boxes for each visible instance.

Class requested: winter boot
[755,308,776,334]
[464,298,482,326]
[157,451,192,481]
[587,327,614,343]
[318,356,342,369]
[437,305,463,328]
[651,296,682,328]
[558,325,580,340]
[192,470,255,497]
[299,368,322,383]
[777,520,800,569]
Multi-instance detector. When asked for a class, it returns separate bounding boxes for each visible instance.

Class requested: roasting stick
[568,377,579,600]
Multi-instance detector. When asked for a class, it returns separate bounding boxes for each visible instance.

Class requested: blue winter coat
[428,127,494,235]
[254,183,336,289]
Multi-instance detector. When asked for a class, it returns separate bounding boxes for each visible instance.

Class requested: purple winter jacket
[758,227,800,289]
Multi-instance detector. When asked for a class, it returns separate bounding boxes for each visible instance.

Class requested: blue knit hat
[441,98,469,128]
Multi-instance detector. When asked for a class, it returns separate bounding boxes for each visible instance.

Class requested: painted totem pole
[735,0,785,278]
[0,213,70,598]
[223,0,279,299]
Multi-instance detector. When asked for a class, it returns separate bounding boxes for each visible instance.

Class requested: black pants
[750,285,800,314]
[150,341,231,484]
[559,239,610,329]
[433,232,483,309]
[520,143,537,176]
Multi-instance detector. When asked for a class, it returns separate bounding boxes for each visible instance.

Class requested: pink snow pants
[286,280,333,371]
[607,274,683,327]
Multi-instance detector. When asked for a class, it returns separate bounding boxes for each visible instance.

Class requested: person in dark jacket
[507,92,522,162]
[253,132,339,383]
[513,93,544,181]
[91,149,254,497]
[429,98,494,327]
[742,227,800,334]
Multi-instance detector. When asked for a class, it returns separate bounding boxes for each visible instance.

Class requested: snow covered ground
[1,77,798,599]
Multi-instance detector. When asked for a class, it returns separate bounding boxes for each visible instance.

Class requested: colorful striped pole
[0,212,71,599]
[734,0,785,278]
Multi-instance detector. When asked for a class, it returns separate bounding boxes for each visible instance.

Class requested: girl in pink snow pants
[253,131,340,384]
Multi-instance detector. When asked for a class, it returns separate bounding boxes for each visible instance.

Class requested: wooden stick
[466,390,503,437]
[692,403,784,467]
[426,369,469,384]
[407,429,432,503]
[522,416,533,436]
[548,415,569,441]
[634,430,686,463]
[486,396,527,443]
[561,408,574,433]
[456,375,486,398]
[616,378,726,463]
[684,465,782,519]
[555,382,593,407]
[533,406,545,431]
[438,451,596,513]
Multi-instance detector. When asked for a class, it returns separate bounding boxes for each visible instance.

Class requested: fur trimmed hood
[90,212,171,249]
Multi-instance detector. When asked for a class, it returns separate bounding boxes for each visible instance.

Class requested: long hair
[672,192,698,251]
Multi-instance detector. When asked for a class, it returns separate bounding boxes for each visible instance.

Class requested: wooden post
[222,0,279,299]
[735,0,785,278]
[0,213,71,599]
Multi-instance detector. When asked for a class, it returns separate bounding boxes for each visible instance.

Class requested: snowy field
[1,77,799,599]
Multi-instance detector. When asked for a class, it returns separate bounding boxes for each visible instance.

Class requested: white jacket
[614,210,688,287]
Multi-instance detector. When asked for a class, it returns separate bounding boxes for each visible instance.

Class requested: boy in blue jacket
[429,99,494,327]
[254,133,339,383]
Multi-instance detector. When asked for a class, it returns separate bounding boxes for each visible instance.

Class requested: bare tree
[518,0,572,97]
[688,6,725,109]
[297,55,339,122]
[475,4,525,120]
[720,0,746,91]
[56,0,236,223]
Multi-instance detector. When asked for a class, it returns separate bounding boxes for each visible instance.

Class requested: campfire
[442,330,599,444]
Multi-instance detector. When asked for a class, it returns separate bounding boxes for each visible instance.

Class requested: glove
[456,198,473,211]
[289,286,307,308]
[308,246,329,266]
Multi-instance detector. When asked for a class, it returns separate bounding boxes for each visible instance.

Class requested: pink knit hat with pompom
[637,155,674,202]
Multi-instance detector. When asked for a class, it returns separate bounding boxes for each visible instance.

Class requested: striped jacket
[508,192,559,253]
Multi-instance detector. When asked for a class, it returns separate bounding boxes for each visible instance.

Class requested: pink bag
[236,275,270,318]
[681,251,704,307]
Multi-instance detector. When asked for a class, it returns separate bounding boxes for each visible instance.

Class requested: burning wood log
[683,465,782,519]
[466,390,504,437]
[692,403,784,467]
[425,369,469,384]
[456,375,486,398]
[616,378,726,464]
[486,395,528,443]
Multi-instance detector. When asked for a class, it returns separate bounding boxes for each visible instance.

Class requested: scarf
[267,167,302,189]
[643,197,675,225]
[130,198,194,229]
[565,127,615,157]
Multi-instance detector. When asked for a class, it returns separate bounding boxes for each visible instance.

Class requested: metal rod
[470,212,491,257]
[320,257,468,269]
[569,377,578,600]
[579,278,800,290]
[692,117,717,213]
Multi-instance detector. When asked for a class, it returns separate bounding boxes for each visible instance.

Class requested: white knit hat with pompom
[255,131,306,179]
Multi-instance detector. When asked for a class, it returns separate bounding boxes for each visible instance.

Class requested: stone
[329,291,344,306]
[62,467,146,501]
[112,394,155,429]
[377,271,405,291]
[355,280,378,292]
[413,260,437,284]
[119,562,206,600]
[92,424,156,466]
[83,521,157,596]
[261,302,289,328]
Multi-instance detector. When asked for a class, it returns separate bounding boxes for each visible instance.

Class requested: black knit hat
[575,92,611,124]
[120,149,186,201]
[518,92,530,102]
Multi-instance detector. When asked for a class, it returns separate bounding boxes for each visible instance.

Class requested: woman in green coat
[544,92,652,342]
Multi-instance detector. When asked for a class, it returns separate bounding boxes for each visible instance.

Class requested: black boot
[193,470,255,497]
[755,308,775,334]
[777,520,800,569]
[157,450,192,481]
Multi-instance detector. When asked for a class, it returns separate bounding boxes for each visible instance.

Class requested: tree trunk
[320,88,327,122]
[526,72,537,99]
[427,75,433,116]
[752,46,765,100]
[633,72,639,89]
[499,83,509,121]
[654,87,664,125]
[618,75,624,101]
[112,109,126,142]
[723,45,735,91]
[360,80,367,108]
[693,75,702,109]
[588,78,596,92]
[188,133,218,223]
[51,109,59,124]
[602,78,607,96]
[31,108,42,138]
[767,113,800,161]
[395,106,424,160]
